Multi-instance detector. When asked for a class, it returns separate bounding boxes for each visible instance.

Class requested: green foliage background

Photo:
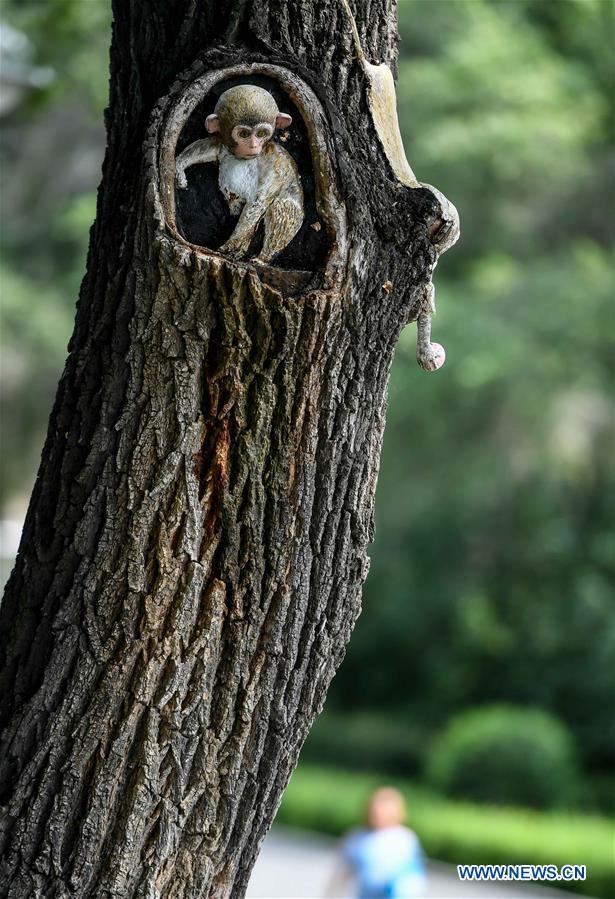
[1,0,613,814]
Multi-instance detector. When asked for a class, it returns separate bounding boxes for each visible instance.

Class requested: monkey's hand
[219,235,251,259]
[176,170,188,189]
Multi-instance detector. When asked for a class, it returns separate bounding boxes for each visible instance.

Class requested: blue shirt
[343,826,426,899]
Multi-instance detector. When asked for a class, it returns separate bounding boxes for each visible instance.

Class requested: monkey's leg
[258,198,303,262]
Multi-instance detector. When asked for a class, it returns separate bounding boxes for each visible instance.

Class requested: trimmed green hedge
[277,764,615,899]
[426,705,581,808]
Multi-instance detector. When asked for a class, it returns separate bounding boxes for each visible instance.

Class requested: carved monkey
[176,85,304,262]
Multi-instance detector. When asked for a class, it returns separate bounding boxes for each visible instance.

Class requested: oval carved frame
[155,63,348,292]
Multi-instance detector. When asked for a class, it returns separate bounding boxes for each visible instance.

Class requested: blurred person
[327,787,427,898]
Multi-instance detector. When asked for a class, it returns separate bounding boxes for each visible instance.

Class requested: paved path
[247,828,592,899]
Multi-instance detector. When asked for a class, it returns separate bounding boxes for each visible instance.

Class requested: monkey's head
[205,85,292,159]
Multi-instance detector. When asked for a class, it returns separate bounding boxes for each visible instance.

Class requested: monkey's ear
[275,113,292,129]
[205,114,220,133]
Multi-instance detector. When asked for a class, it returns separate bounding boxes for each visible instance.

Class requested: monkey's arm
[416,282,445,371]
[176,139,220,188]
[220,198,269,255]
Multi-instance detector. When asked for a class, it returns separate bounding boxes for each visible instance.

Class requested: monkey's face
[230,122,274,159]
[206,86,293,157]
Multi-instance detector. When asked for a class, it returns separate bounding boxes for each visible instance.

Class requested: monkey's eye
[256,128,270,139]
[238,128,252,139]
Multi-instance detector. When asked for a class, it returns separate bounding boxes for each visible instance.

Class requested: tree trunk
[0,2,457,896]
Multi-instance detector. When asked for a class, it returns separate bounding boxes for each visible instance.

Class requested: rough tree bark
[0,2,457,897]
